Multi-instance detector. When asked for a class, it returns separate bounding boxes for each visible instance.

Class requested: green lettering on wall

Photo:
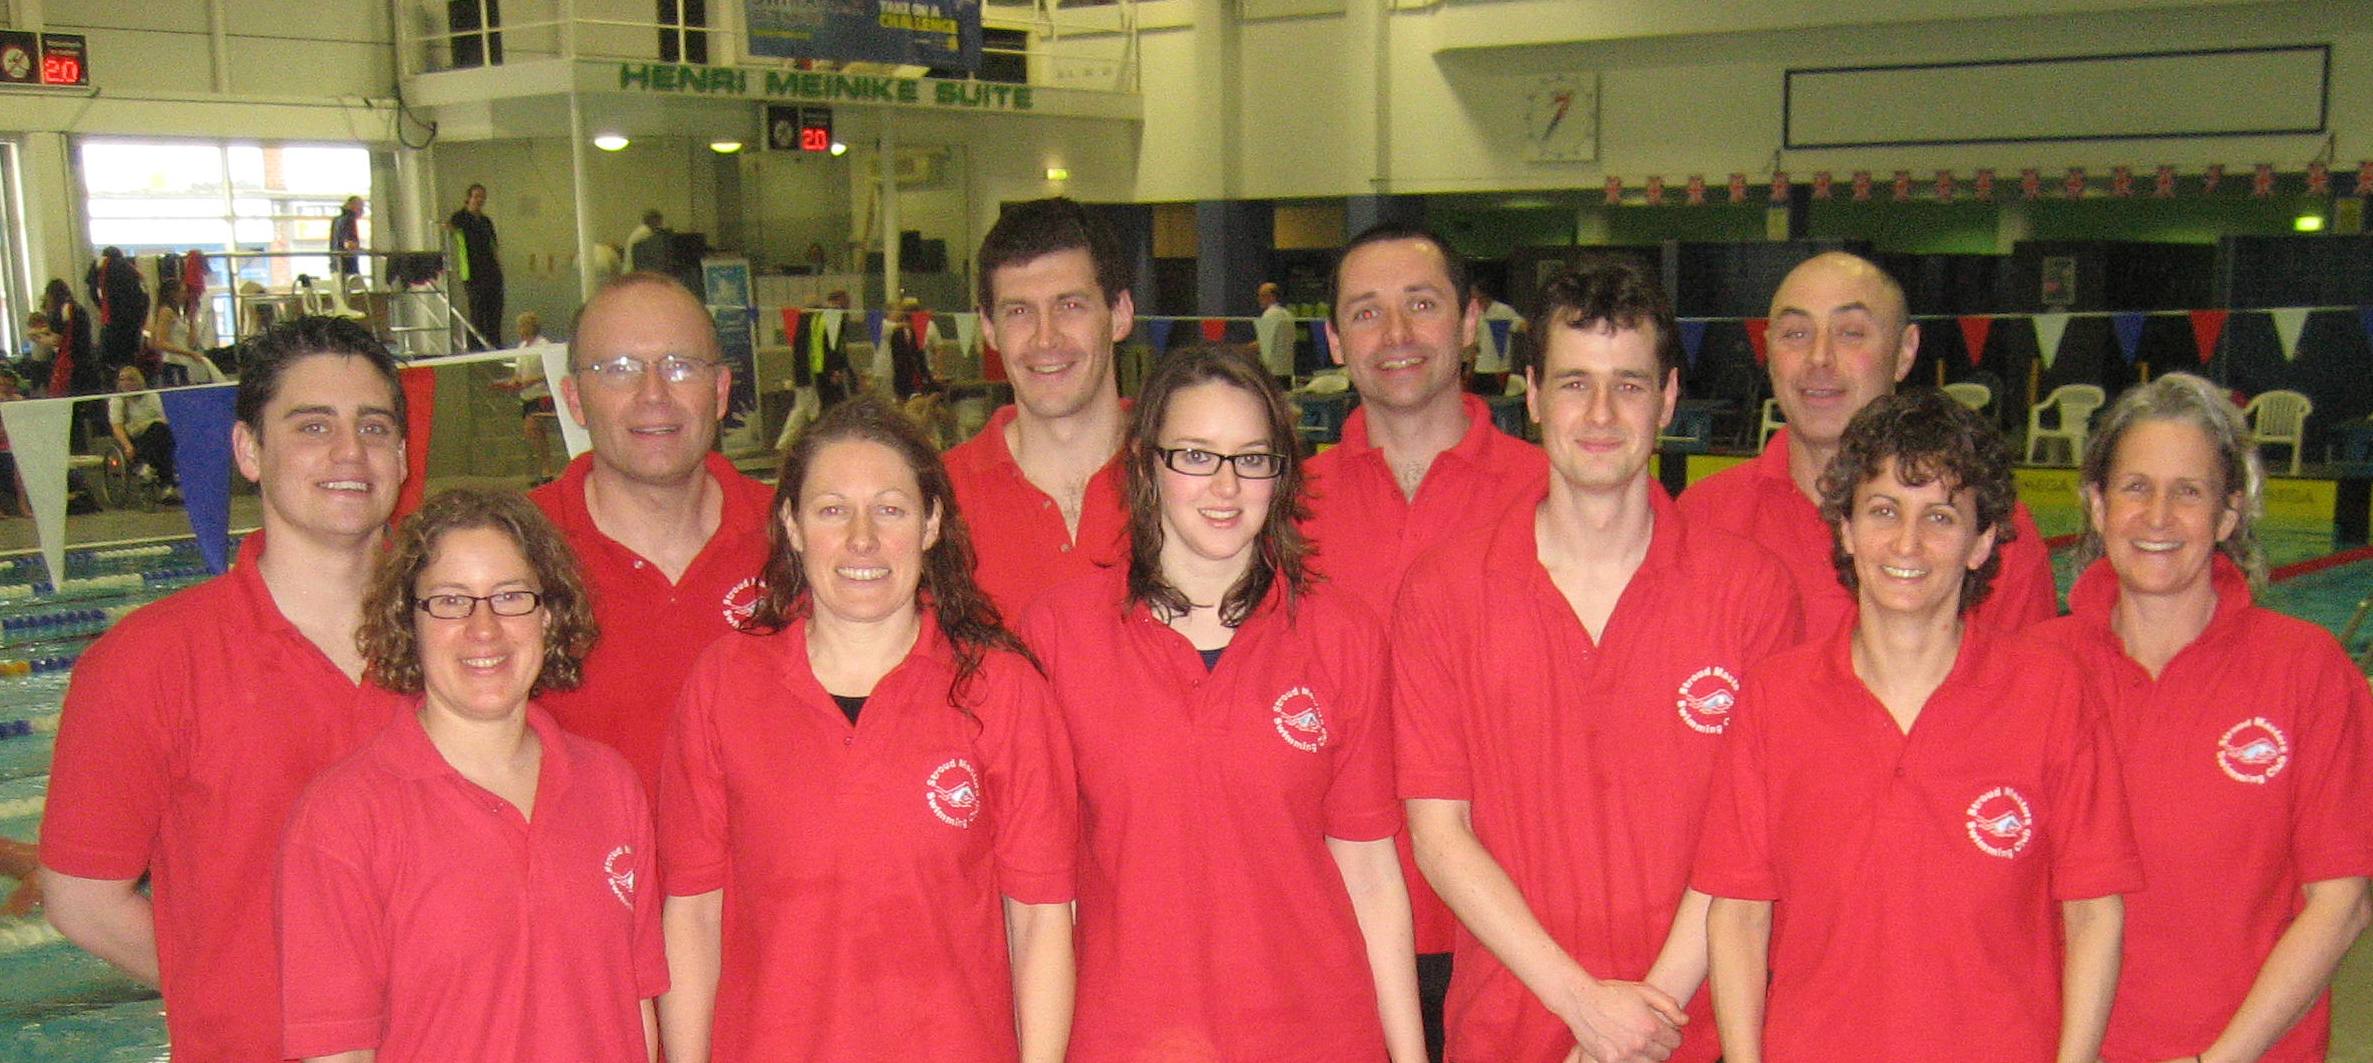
[1014,87,1032,111]
[619,63,650,89]
[897,79,919,103]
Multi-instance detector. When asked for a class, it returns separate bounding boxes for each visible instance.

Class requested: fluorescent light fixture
[593,134,630,151]
[709,140,744,154]
[1045,167,1070,181]
[2294,213,2326,232]
[829,141,848,156]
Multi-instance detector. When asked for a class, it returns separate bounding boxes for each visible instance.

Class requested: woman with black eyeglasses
[1019,345,1425,1063]
[278,489,664,1062]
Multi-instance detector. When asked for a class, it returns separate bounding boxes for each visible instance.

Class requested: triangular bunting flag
[2189,309,2228,365]
[820,307,845,346]
[910,310,933,345]
[867,309,887,348]
[393,366,437,524]
[2112,313,2147,364]
[953,311,979,357]
[778,306,803,350]
[539,344,588,458]
[1744,318,1770,365]
[1201,318,1228,344]
[1487,318,1513,362]
[2269,307,2310,361]
[1959,316,1992,367]
[1147,318,1174,352]
[0,398,72,588]
[2032,313,2070,370]
[1678,320,1708,368]
[158,386,237,574]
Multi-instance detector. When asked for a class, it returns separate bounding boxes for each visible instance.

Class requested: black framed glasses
[416,590,544,620]
[1156,447,1285,480]
[573,354,720,389]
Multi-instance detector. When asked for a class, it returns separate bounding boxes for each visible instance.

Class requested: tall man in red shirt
[1301,223,1548,1049]
[1398,259,1800,1063]
[1676,251,2056,637]
[531,272,775,796]
[42,316,411,1060]
[944,198,1135,620]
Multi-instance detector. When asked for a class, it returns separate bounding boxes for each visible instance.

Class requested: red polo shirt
[531,450,776,797]
[1302,394,1548,952]
[659,614,1076,1061]
[279,704,666,1061]
[943,404,1130,621]
[1021,571,1402,1063]
[1676,428,2058,639]
[1693,625,2144,1063]
[1394,485,1800,1063]
[42,532,403,1061]
[2043,557,2373,1063]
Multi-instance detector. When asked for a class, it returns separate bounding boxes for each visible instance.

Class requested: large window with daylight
[78,139,372,345]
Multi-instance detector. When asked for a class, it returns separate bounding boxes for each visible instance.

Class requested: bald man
[1676,252,2057,638]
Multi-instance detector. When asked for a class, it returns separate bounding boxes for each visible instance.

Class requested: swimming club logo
[2217,717,2291,784]
[603,845,636,909]
[720,576,764,630]
[1964,786,2035,859]
[927,758,983,828]
[1271,686,1329,752]
[1675,666,1739,734]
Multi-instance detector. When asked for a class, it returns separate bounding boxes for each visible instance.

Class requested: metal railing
[396,0,1139,95]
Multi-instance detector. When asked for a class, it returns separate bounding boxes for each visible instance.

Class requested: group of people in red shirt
[31,197,2370,1063]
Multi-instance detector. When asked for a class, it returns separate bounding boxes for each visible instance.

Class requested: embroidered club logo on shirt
[720,576,764,630]
[1964,786,2035,859]
[604,845,636,909]
[1675,666,1739,734]
[927,757,983,828]
[1271,686,1330,752]
[2217,716,2290,784]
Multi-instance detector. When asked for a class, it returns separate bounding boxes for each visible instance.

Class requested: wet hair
[1526,255,1682,383]
[357,488,599,696]
[566,271,712,366]
[233,316,406,436]
[975,197,1134,311]
[1329,223,1472,328]
[750,395,1035,704]
[1123,345,1312,626]
[2074,372,2265,585]
[1818,388,2019,614]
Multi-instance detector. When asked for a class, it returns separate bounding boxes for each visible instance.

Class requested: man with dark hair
[1677,251,2055,637]
[1299,224,1548,1038]
[43,315,411,1060]
[446,183,504,350]
[330,195,365,277]
[532,272,774,797]
[1398,260,1800,1063]
[945,196,1136,619]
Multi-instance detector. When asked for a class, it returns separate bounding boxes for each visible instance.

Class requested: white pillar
[569,93,599,302]
[879,126,900,303]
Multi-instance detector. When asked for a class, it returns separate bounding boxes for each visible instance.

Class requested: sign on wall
[745,0,981,73]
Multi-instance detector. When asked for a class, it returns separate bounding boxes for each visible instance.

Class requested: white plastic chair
[2024,384,2106,466]
[1943,382,1992,413]
[2243,389,2314,476]
[1759,397,1785,448]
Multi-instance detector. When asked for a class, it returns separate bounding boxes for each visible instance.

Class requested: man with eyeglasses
[1396,259,1799,1063]
[44,316,412,1060]
[530,272,774,798]
[945,198,1136,620]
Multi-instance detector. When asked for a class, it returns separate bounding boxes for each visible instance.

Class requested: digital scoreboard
[766,104,835,153]
[0,32,89,87]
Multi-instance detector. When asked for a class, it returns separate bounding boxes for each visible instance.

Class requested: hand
[1561,980,1685,1063]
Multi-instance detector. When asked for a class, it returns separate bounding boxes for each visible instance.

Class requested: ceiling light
[708,140,744,154]
[2294,213,2326,232]
[593,134,630,151]
[829,141,848,156]
[1046,167,1070,181]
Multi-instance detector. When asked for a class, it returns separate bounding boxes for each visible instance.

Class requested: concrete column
[1343,194,1424,237]
[1194,199,1272,317]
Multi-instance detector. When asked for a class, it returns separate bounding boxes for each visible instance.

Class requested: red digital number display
[41,55,80,85]
[800,126,830,152]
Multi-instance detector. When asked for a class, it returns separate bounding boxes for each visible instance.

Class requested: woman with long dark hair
[658,396,1077,1062]
[2040,374,2371,1063]
[40,278,95,398]
[1020,345,1424,1062]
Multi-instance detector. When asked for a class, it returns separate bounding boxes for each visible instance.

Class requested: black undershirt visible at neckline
[1197,646,1225,671]
[830,693,867,726]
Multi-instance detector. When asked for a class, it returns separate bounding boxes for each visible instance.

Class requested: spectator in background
[885,295,944,401]
[109,366,178,505]
[330,196,365,278]
[0,367,26,518]
[1256,281,1295,386]
[491,310,562,485]
[446,184,504,351]
[89,247,148,373]
[24,312,58,396]
[146,277,222,387]
[1470,281,1522,396]
[627,209,666,272]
